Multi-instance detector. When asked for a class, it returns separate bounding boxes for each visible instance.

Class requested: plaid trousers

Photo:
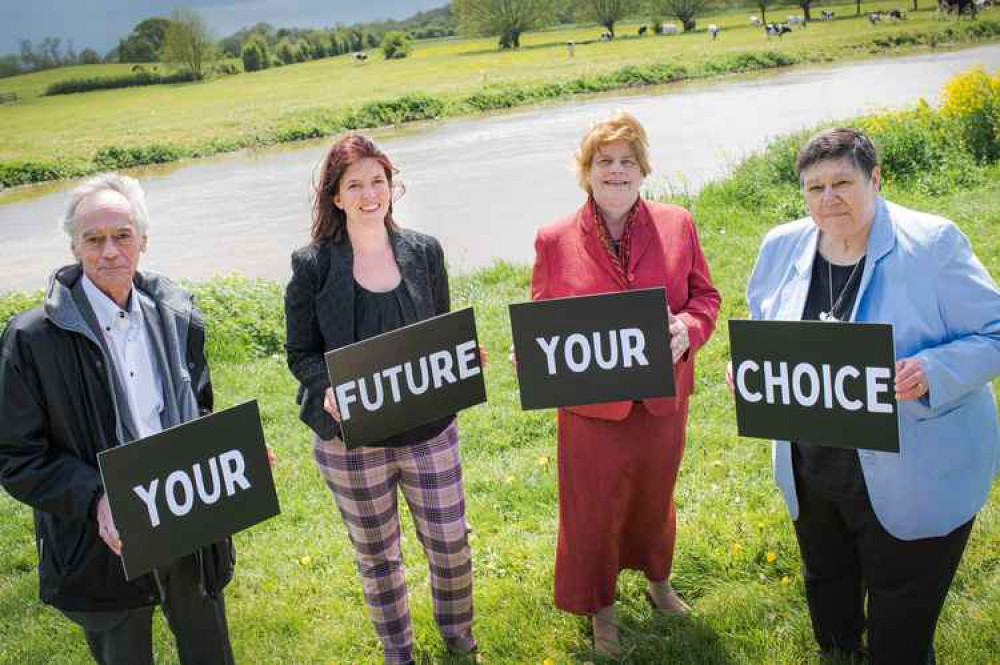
[314,421,475,664]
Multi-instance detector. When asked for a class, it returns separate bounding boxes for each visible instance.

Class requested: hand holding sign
[324,387,342,422]
[96,493,122,556]
[895,357,928,401]
[668,311,689,363]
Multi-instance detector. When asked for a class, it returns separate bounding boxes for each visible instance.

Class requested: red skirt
[554,400,688,615]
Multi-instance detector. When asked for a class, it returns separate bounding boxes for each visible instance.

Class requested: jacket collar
[576,197,653,287]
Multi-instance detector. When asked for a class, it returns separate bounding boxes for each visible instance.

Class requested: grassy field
[1,92,999,662]
[1,1,999,187]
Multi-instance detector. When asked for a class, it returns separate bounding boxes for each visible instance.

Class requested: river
[2,44,999,293]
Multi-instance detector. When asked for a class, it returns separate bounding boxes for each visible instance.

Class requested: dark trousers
[62,555,235,665]
[793,483,973,665]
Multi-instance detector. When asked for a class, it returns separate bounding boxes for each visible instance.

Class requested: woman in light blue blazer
[738,127,1000,664]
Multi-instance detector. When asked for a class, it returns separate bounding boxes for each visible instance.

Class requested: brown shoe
[591,606,621,659]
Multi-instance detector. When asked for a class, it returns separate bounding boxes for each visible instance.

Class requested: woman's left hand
[478,345,489,369]
[669,312,690,363]
[895,357,928,401]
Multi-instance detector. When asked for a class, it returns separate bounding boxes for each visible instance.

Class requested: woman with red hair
[284,133,477,665]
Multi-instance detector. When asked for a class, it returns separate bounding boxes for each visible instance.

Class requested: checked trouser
[314,422,475,664]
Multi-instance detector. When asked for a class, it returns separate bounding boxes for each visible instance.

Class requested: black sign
[97,400,280,580]
[325,307,486,448]
[509,287,675,410]
[729,320,899,452]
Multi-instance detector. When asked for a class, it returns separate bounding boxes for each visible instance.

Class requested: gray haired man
[0,173,235,664]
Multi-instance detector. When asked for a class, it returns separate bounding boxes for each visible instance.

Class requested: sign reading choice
[510,287,675,410]
[325,307,487,448]
[728,320,899,452]
[98,400,281,580]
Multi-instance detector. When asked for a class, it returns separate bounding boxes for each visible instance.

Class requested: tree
[241,35,268,71]
[755,0,774,24]
[120,18,172,62]
[452,0,561,49]
[80,48,101,64]
[649,0,707,31]
[579,0,641,37]
[161,8,215,79]
[795,0,813,20]
[382,31,412,59]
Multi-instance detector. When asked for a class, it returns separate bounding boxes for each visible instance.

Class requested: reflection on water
[2,44,999,293]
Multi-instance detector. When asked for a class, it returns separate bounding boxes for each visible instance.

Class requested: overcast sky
[2,0,447,55]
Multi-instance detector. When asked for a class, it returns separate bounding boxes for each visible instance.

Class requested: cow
[599,30,613,41]
[787,15,807,27]
[638,25,648,36]
[661,23,680,35]
[821,10,836,20]
[766,23,793,37]
[868,10,884,23]
[566,40,576,57]
[708,24,721,39]
[352,51,368,62]
[749,15,763,26]
[888,8,907,19]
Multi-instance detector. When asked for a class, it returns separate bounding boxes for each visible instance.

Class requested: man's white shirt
[81,275,164,439]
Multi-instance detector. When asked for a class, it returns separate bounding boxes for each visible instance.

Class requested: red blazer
[531,198,721,421]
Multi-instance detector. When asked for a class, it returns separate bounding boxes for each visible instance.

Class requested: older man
[0,173,235,665]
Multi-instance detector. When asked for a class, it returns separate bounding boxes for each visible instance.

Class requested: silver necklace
[819,256,864,322]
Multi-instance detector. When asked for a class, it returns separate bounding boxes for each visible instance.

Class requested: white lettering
[564,333,591,373]
[334,381,358,421]
[593,331,619,370]
[792,363,820,407]
[383,364,404,403]
[866,367,893,414]
[763,361,790,406]
[429,350,456,389]
[834,366,863,411]
[133,479,161,528]
[536,336,561,376]
[404,357,430,395]
[619,328,649,368]
[736,360,762,403]
[165,470,194,517]
[193,458,221,505]
[219,449,251,496]
[455,340,481,379]
[358,374,384,411]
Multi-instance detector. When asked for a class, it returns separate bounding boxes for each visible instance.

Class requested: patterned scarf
[591,196,641,283]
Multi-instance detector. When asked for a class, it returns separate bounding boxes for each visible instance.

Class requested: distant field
[0,1,998,176]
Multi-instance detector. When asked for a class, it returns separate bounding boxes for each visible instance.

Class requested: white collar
[81,273,142,334]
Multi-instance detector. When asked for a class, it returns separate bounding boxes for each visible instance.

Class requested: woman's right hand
[725,361,735,395]
[324,387,342,422]
[509,344,517,369]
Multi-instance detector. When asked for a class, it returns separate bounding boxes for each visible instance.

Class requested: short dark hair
[795,127,879,182]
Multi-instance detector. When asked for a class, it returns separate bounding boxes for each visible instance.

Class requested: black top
[285,229,451,442]
[352,280,453,448]
[793,252,868,497]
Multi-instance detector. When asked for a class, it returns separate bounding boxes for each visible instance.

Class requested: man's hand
[96,493,122,556]
[725,361,735,394]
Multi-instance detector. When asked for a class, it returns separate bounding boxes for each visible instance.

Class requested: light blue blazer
[746,197,1000,540]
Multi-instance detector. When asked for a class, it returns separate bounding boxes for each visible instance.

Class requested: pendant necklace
[819,255,864,322]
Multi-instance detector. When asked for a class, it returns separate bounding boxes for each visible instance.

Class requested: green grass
[2,108,1000,661]
[1,3,999,187]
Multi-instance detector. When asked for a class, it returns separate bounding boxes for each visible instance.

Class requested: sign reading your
[509,287,675,410]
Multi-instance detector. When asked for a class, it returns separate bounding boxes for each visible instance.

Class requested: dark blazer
[284,228,450,440]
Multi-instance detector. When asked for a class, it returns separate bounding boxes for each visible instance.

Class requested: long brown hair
[312,133,401,243]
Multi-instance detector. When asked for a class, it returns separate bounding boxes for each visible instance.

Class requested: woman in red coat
[531,112,720,656]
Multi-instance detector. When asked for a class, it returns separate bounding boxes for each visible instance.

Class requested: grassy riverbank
[2,76,1000,663]
[2,2,1000,188]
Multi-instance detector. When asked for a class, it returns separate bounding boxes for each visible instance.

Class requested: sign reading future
[509,287,675,410]
[728,320,899,452]
[325,307,487,448]
[98,400,281,580]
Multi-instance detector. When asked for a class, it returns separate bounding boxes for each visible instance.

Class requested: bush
[187,275,285,362]
[0,291,43,336]
[94,144,185,169]
[939,67,1000,163]
[382,32,412,60]
[0,160,87,188]
[343,93,446,128]
[44,70,199,96]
